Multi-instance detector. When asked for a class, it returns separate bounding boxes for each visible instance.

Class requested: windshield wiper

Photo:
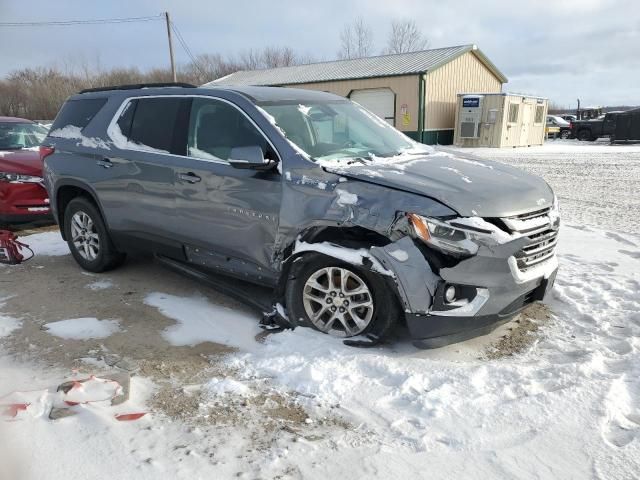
[346,157,368,165]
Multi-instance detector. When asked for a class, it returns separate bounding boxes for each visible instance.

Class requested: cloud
[1,0,638,106]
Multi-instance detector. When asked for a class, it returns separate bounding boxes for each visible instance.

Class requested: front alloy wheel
[302,266,374,336]
[285,252,399,341]
[70,211,100,261]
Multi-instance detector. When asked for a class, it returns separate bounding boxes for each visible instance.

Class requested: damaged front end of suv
[274,163,559,348]
[259,96,560,348]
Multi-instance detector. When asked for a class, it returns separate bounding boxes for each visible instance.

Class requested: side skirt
[155,255,276,313]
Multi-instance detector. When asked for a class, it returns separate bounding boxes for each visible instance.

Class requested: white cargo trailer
[453,93,548,148]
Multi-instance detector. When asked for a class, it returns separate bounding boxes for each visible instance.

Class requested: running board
[155,255,275,313]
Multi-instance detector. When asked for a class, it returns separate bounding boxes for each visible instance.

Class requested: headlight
[407,214,487,257]
[0,172,43,184]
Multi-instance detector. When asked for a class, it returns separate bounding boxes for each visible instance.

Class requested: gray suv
[42,83,560,348]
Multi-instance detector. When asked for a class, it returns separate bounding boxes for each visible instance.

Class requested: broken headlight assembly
[407,213,493,257]
[0,172,43,184]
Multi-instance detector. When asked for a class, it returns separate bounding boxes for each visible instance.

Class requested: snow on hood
[320,149,554,218]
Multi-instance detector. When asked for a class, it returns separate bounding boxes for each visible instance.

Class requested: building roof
[206,44,508,87]
[457,92,547,100]
[208,86,346,103]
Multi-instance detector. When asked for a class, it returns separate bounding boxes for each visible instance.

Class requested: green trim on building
[402,129,454,145]
[422,129,454,145]
[417,74,426,142]
[404,130,421,141]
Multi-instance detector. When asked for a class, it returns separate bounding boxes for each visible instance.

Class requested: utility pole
[164,11,177,82]
[577,98,581,120]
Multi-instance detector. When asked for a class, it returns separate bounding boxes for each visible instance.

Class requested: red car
[0,117,52,224]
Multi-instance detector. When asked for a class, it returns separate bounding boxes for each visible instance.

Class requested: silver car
[43,83,559,348]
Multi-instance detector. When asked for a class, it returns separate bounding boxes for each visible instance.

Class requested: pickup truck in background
[546,115,571,139]
[571,112,618,141]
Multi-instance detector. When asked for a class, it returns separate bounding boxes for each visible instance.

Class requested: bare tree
[338,18,374,59]
[0,43,318,118]
[385,19,429,54]
[236,46,308,70]
[181,53,241,85]
[262,46,298,68]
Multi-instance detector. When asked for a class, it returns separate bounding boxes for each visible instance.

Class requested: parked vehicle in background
[577,107,603,120]
[611,108,640,143]
[546,115,571,139]
[0,117,51,224]
[43,84,559,348]
[560,114,577,123]
[571,112,618,141]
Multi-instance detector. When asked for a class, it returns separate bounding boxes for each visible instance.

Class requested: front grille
[512,206,551,221]
[516,228,558,270]
[500,206,559,272]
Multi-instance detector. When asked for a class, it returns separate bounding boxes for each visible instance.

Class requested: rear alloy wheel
[70,211,100,261]
[560,130,571,139]
[64,197,125,273]
[286,253,398,340]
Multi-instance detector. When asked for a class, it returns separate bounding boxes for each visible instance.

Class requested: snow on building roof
[205,44,508,87]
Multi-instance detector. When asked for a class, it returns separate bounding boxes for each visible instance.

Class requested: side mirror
[228,146,277,170]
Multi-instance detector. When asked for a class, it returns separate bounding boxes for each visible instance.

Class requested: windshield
[0,122,48,150]
[258,100,432,162]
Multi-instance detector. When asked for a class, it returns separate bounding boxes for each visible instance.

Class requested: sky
[1,0,639,108]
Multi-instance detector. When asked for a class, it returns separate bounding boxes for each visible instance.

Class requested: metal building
[206,44,507,145]
[453,93,548,148]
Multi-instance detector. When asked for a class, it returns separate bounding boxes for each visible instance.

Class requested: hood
[321,149,554,218]
[0,148,43,176]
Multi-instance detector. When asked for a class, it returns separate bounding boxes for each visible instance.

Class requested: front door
[173,97,282,282]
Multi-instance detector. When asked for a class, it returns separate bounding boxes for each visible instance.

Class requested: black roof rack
[79,82,196,94]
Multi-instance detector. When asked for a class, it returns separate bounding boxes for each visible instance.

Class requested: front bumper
[370,236,558,349]
[0,182,52,223]
[409,268,557,348]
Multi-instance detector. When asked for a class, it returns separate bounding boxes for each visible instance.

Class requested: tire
[63,197,126,273]
[560,130,571,139]
[285,252,399,340]
[577,129,593,141]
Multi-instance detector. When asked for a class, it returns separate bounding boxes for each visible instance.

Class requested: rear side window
[114,97,190,154]
[50,98,107,132]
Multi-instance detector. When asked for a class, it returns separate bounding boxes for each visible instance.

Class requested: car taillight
[569,122,574,129]
[39,145,55,163]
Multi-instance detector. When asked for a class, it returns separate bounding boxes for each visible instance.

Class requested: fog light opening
[444,285,457,304]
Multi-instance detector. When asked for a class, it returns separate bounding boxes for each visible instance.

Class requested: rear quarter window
[50,98,108,133]
[113,97,190,155]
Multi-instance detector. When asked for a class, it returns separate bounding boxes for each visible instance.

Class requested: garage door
[350,88,395,126]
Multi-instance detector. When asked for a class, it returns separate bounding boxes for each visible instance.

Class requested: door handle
[178,172,201,184]
[96,158,113,169]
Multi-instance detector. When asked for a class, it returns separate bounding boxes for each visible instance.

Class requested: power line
[0,14,163,27]
[170,21,207,76]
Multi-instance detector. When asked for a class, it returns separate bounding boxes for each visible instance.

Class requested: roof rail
[79,82,196,94]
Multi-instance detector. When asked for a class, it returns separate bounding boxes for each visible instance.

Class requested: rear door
[102,96,190,252]
[173,96,282,281]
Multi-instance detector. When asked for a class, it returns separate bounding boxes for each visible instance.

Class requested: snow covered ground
[1,142,639,479]
[456,139,640,234]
